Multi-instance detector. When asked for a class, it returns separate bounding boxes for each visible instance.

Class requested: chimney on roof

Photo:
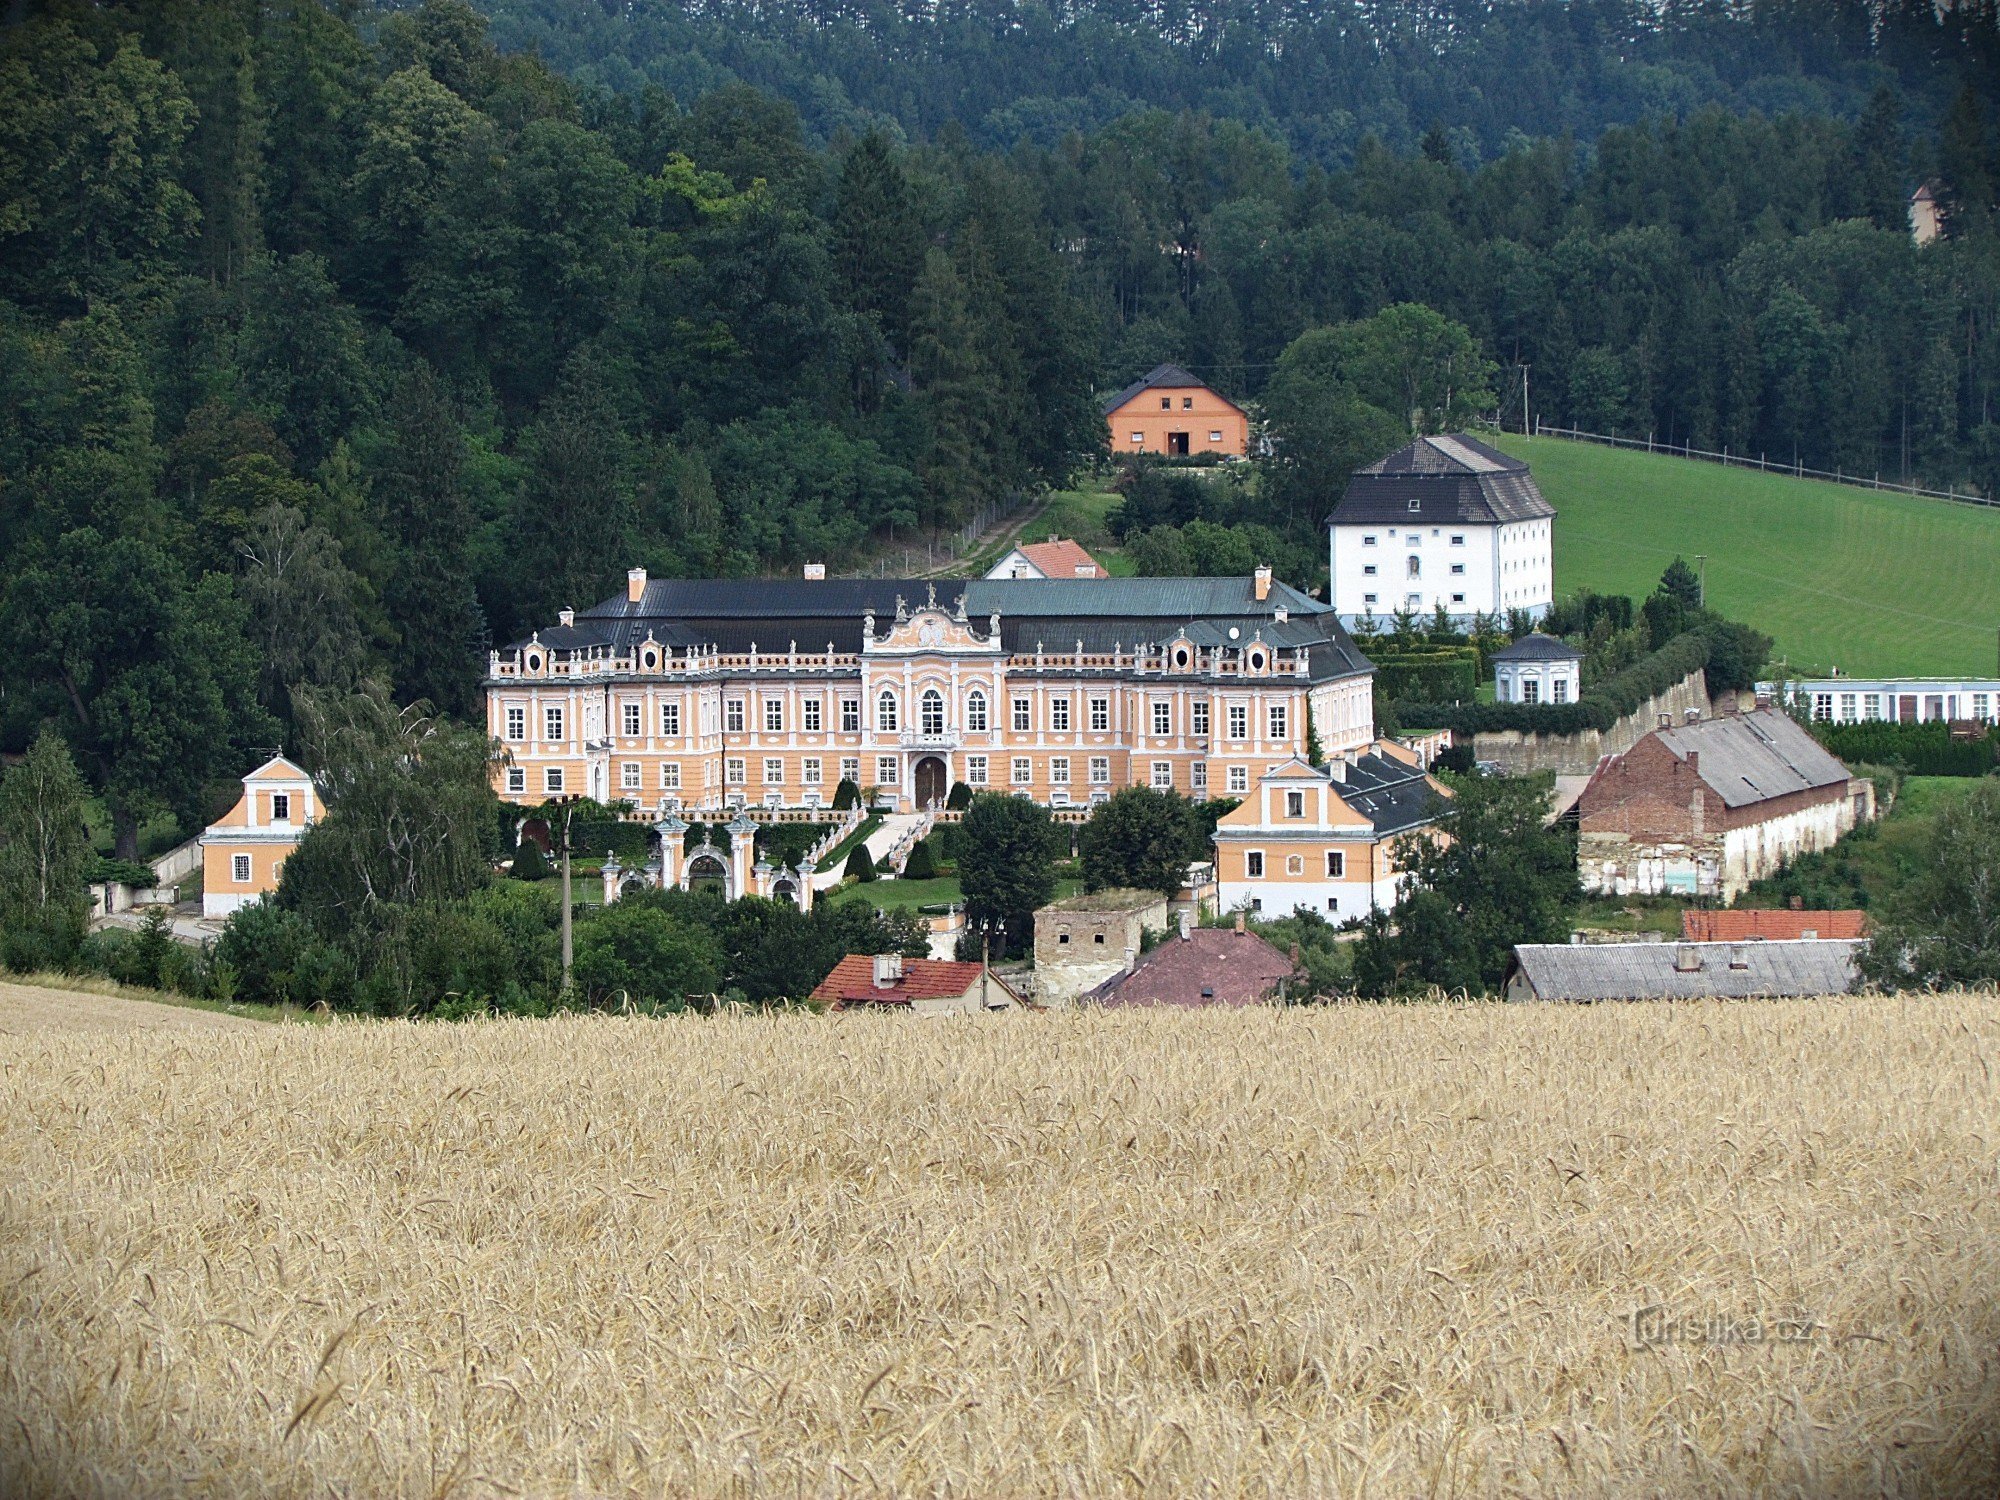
[627,567,647,603]
[1253,564,1272,602]
[872,953,903,988]
[1328,757,1346,782]
[803,562,826,581]
[1123,945,1136,972]
[559,607,575,628]
[1686,751,1700,778]
[1674,943,1702,974]
[1657,712,1672,729]
[1274,604,1288,623]
[1048,533,1059,543]
[1234,912,1247,935]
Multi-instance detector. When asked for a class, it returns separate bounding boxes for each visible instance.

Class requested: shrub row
[1815,720,1998,776]
[1395,628,1715,736]
[1368,646,1481,703]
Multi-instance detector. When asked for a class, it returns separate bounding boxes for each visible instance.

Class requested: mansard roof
[1328,434,1556,527]
[509,574,1372,682]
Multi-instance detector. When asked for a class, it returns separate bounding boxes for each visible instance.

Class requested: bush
[845,843,877,882]
[511,838,550,881]
[81,855,157,889]
[945,781,973,810]
[1367,645,1480,702]
[1815,720,1996,777]
[902,839,937,879]
[832,778,860,811]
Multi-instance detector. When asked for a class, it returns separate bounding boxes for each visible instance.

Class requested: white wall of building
[1496,657,1581,705]
[1330,517,1552,626]
[1771,679,2000,726]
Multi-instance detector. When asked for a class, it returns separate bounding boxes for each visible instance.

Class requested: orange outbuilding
[1102,363,1249,458]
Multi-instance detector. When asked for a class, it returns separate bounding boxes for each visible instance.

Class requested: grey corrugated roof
[1328,434,1556,527]
[1509,940,1862,1001]
[1100,362,1244,416]
[1657,712,1852,809]
[1493,632,1584,662]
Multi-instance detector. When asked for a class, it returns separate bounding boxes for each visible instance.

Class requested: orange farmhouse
[1102,363,1249,458]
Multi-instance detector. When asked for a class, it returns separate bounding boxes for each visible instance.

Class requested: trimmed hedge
[1816,720,1997,776]
[1397,628,1715,736]
[1368,645,1481,703]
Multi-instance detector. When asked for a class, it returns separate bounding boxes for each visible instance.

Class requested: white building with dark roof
[1492,632,1584,706]
[1327,434,1556,627]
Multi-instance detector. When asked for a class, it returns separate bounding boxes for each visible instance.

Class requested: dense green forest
[476,0,1996,160]
[2,0,1998,862]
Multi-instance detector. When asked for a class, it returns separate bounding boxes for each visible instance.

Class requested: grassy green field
[1488,435,2000,678]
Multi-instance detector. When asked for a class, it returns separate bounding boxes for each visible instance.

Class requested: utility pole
[1520,364,1530,436]
[557,796,577,1002]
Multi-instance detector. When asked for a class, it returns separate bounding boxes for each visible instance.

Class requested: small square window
[661,763,681,789]
[232,854,252,883]
[967,755,988,785]
[1131,432,1144,445]
[621,762,641,790]
[1362,535,1377,547]
[1450,534,1465,546]
[764,757,784,784]
[545,767,564,793]
[1363,593,1378,605]
[1012,757,1033,785]
[1227,765,1248,793]
[1050,757,1070,785]
[506,768,526,794]
[1363,564,1377,575]
[803,758,822,785]
[1407,499,1421,513]
[877,756,899,784]
[726,758,746,783]
[1208,430,1223,442]
[1151,761,1173,788]
[1182,396,1194,410]
[1160,396,1172,410]
[1450,563,1465,575]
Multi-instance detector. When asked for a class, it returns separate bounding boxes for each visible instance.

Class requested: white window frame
[764,757,784,784]
[803,758,822,785]
[1089,697,1109,731]
[544,767,564,794]
[1327,851,1345,878]
[1269,703,1288,740]
[1244,850,1265,879]
[661,763,681,790]
[966,690,988,732]
[725,698,745,733]
[1285,790,1304,818]
[1050,756,1070,785]
[840,757,860,784]
[921,689,946,735]
[621,761,641,791]
[1227,704,1248,740]
[505,768,526,794]
[876,756,899,785]
[1151,761,1173,789]
[661,701,681,737]
[841,698,860,733]
[1089,756,1110,784]
[505,706,525,741]
[1011,757,1033,786]
[1192,700,1209,737]
[764,698,784,733]
[1152,700,1171,736]
[726,758,746,784]
[232,853,252,883]
[1050,696,1071,732]
[967,754,988,785]
[1012,697,1031,732]
[1227,765,1248,794]
[802,696,822,733]
[877,690,899,732]
[544,705,565,741]
[622,701,642,737]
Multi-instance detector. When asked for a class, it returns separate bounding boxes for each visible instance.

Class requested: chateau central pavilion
[487,566,1376,812]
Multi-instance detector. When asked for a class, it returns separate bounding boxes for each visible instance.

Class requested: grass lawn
[813,813,883,872]
[1487,434,2000,678]
[1031,483,1134,574]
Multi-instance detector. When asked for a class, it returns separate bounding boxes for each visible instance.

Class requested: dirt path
[0,980,262,1035]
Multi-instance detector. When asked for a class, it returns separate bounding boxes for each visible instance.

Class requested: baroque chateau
[486,566,1377,813]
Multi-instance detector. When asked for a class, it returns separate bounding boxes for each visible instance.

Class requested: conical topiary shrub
[845,842,877,882]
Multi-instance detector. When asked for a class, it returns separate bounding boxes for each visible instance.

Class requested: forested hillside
[475,0,1995,160]
[2,0,1998,858]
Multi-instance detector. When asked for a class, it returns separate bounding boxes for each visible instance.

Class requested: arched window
[921,688,945,735]
[966,690,988,732]
[876,689,899,732]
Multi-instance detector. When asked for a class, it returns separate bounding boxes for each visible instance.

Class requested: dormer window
[1285,790,1304,818]
[1407,498,1421,513]
[271,794,290,822]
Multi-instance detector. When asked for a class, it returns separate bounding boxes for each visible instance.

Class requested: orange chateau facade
[1101,364,1249,458]
[486,568,1375,813]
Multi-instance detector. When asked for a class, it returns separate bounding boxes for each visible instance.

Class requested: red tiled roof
[810,955,1001,1007]
[1681,909,1870,942]
[1017,539,1105,579]
[1091,927,1299,1008]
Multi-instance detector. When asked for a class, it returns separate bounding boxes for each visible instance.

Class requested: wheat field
[2,998,1996,1498]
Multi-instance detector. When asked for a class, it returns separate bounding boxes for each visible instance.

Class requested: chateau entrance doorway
[914,756,947,809]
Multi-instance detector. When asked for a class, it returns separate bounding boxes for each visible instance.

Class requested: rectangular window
[1089,697,1109,731]
[1863,694,1881,721]
[1269,704,1288,739]
[967,693,989,732]
[764,699,784,733]
[840,698,860,733]
[1151,761,1173,789]
[1812,693,1834,723]
[1450,534,1465,546]
[1011,757,1033,785]
[1450,563,1465,575]
[545,767,564,794]
[802,697,821,732]
[1182,396,1194,410]
[726,758,746,784]
[622,702,642,737]
[1245,851,1264,878]
[1451,593,1466,604]
[1326,851,1345,878]
[661,763,680,790]
[1363,593,1378,606]
[764,757,783,784]
[1131,431,1144,445]
[725,698,745,733]
[621,762,641,791]
[1161,397,1172,409]
[661,701,680,737]
[1050,756,1070,785]
[1051,697,1071,732]
[876,756,898,785]
[1012,697,1031,732]
[1191,762,1208,790]
[1089,756,1110,784]
[1285,790,1304,818]
[1227,765,1248,794]
[1976,693,1992,721]
[1523,679,1541,705]
[544,706,565,741]
[1192,700,1209,737]
[1152,700,1171,736]
[967,755,988,785]
[1407,499,1421,513]
[505,706,525,741]
[271,793,291,822]
[840,757,860,784]
[504,768,526,794]
[1553,680,1569,704]
[803,758,822,785]
[1362,535,1377,547]
[1363,564,1377,576]
[232,853,252,883]
[1227,704,1248,740]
